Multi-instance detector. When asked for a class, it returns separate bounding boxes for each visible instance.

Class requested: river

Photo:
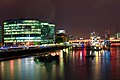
[0,47,120,80]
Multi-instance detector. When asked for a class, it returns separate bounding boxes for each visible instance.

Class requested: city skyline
[0,0,120,37]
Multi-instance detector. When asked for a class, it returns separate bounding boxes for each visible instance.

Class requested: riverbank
[0,44,71,61]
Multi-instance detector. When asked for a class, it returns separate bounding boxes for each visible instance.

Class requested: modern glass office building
[41,23,55,44]
[0,25,3,46]
[4,19,55,46]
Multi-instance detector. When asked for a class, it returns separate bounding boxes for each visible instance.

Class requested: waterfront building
[41,22,55,44]
[4,19,55,46]
[114,32,120,39]
[55,29,68,43]
[0,25,3,46]
[56,29,66,34]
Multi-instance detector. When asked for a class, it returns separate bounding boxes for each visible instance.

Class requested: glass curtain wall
[4,19,41,46]
[4,19,55,46]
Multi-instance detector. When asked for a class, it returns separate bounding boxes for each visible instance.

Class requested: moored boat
[34,54,59,62]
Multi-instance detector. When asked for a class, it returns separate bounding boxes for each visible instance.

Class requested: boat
[102,30,111,50]
[72,42,84,49]
[101,40,111,50]
[89,31,102,51]
[89,31,111,51]
[34,54,59,62]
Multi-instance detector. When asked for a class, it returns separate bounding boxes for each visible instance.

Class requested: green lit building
[0,26,2,42]
[41,23,55,44]
[4,19,55,46]
[0,25,3,46]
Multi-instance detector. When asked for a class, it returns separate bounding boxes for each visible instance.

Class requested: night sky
[0,0,120,38]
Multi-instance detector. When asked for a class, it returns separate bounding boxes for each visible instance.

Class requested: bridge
[69,38,120,46]
[69,38,120,43]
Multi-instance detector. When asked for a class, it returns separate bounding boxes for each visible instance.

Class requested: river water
[0,47,120,80]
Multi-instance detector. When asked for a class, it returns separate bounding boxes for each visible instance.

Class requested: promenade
[0,44,71,61]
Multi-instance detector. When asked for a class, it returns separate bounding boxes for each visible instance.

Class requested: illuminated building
[56,29,65,34]
[41,23,55,44]
[114,32,120,39]
[0,25,3,46]
[4,19,55,46]
[55,29,68,43]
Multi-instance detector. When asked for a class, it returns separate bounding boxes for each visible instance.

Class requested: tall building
[4,19,55,46]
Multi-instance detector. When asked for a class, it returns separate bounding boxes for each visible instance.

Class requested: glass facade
[0,26,2,43]
[4,19,55,46]
[41,23,55,44]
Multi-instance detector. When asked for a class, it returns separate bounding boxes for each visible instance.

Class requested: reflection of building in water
[72,49,86,61]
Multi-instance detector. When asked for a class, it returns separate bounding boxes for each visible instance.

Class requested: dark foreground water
[0,47,120,80]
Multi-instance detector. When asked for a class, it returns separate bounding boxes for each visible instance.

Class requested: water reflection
[0,47,120,80]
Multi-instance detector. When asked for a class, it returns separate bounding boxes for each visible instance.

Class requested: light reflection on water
[0,47,120,80]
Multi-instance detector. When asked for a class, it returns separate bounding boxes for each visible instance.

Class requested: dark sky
[0,0,120,38]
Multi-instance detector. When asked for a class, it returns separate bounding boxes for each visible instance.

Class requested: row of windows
[4,34,54,38]
[4,20,40,25]
[4,31,41,34]
[4,25,54,29]
[5,29,41,33]
[4,34,41,37]
[4,26,41,29]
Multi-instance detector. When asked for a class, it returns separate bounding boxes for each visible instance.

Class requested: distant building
[55,29,68,43]
[114,32,120,39]
[56,29,65,34]
[4,19,55,46]
[105,30,110,40]
[68,35,75,40]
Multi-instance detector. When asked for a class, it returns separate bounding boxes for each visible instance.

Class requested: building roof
[4,18,40,22]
